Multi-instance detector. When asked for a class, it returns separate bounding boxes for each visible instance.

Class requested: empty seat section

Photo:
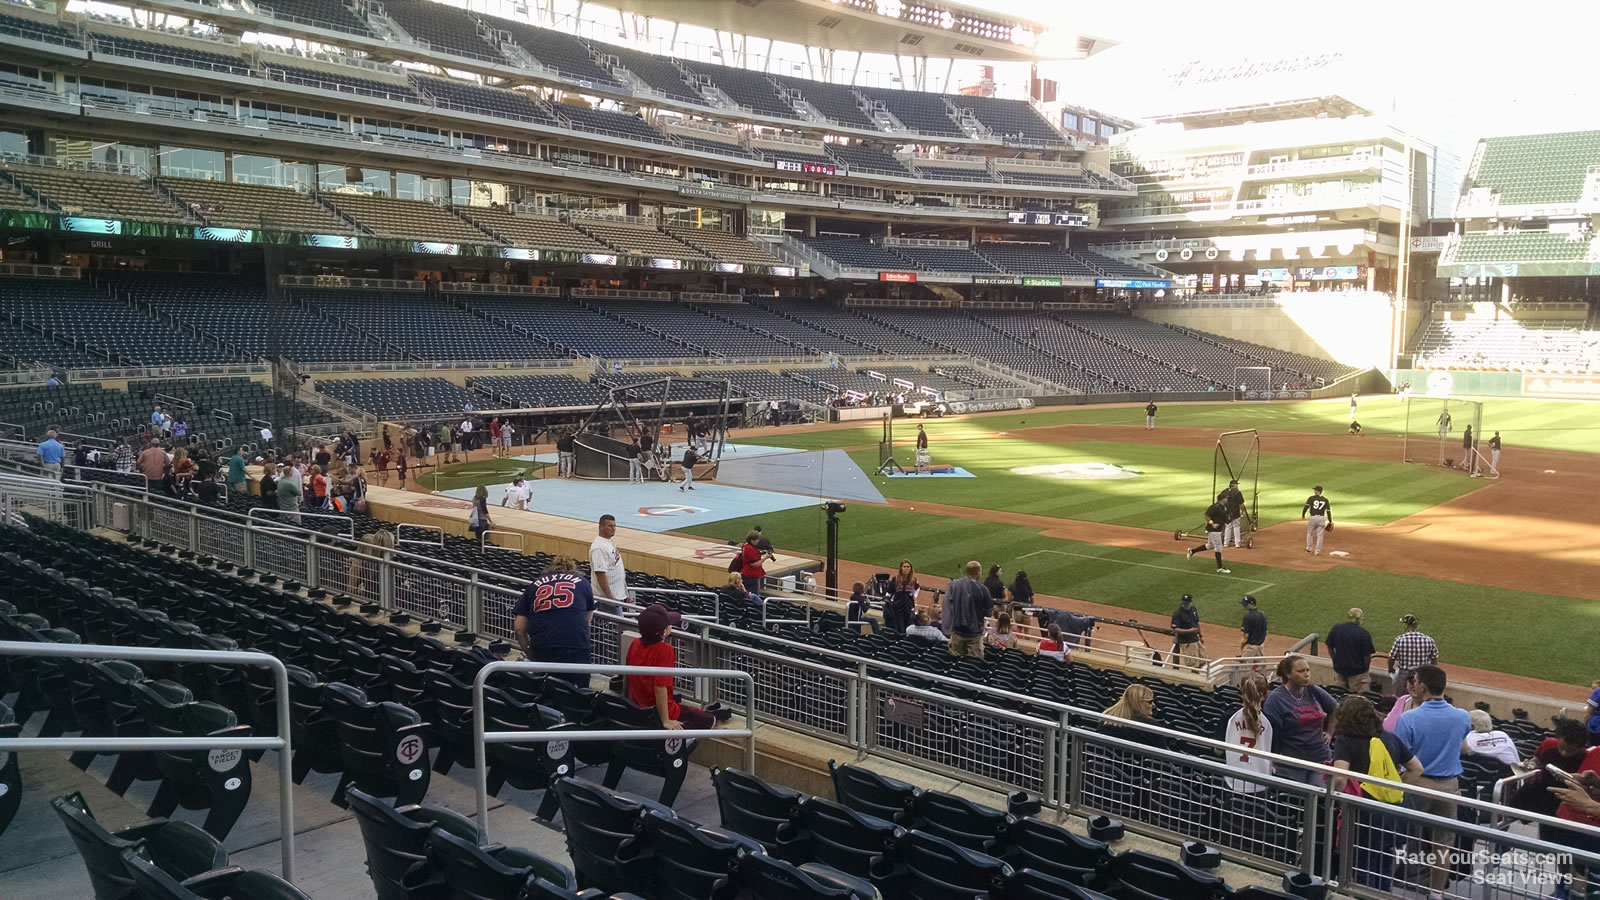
[600,43,704,104]
[464,296,696,359]
[303,290,561,360]
[698,303,869,353]
[265,63,420,102]
[700,369,830,404]
[317,376,478,417]
[977,245,1099,278]
[0,11,82,45]
[7,165,192,224]
[1054,312,1255,384]
[320,193,496,243]
[777,77,876,129]
[825,143,914,176]
[107,273,385,363]
[673,134,762,159]
[251,0,373,34]
[801,237,913,271]
[874,90,964,138]
[552,102,668,143]
[889,246,999,273]
[664,227,782,265]
[0,277,226,366]
[0,321,106,368]
[774,301,945,354]
[379,0,503,61]
[87,32,254,76]
[912,164,995,183]
[1077,250,1156,279]
[0,174,43,211]
[958,96,1062,145]
[455,208,608,251]
[412,75,556,124]
[468,374,601,408]
[0,383,146,439]
[682,62,796,119]
[489,17,623,88]
[575,220,707,259]
[162,179,351,233]
[1181,327,1357,382]
[603,301,800,356]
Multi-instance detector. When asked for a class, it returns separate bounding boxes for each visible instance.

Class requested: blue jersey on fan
[513,572,596,653]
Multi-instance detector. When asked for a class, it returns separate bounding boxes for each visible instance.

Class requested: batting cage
[1176,429,1260,545]
[1402,396,1491,475]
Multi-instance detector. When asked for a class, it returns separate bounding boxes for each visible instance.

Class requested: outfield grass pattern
[674,503,1596,685]
[673,398,1599,685]
[838,440,1478,531]
[746,397,1600,455]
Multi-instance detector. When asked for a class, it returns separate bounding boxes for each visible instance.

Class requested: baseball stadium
[2,0,1600,899]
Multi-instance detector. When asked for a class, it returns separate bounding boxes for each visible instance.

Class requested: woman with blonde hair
[1224,673,1274,793]
[171,446,194,489]
[1101,684,1160,747]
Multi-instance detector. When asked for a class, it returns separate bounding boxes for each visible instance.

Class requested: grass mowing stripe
[673,503,1592,684]
[751,398,1599,454]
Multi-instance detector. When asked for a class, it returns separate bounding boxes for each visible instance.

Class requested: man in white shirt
[1461,709,1520,767]
[459,418,474,454]
[501,475,533,511]
[259,426,273,445]
[588,514,628,611]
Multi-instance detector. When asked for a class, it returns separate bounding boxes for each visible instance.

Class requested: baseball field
[672,397,1600,687]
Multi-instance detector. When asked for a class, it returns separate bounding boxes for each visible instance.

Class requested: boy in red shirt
[625,604,731,730]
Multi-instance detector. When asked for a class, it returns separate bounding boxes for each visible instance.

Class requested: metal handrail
[0,640,296,880]
[246,506,355,537]
[81,484,1600,847]
[470,660,755,839]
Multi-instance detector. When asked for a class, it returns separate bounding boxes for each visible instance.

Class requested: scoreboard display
[1008,210,1090,227]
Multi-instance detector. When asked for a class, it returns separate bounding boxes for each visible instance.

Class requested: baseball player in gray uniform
[1302,485,1332,555]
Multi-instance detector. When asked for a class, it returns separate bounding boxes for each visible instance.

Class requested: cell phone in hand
[1547,764,1586,788]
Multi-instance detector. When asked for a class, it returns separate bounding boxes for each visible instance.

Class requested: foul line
[1016,548,1276,592]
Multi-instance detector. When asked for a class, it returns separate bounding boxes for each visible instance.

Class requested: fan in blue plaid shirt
[1388,614,1438,690]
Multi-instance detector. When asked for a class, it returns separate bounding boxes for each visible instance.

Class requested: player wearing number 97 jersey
[513,556,596,686]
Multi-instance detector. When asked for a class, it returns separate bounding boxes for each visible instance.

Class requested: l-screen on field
[676,397,1600,685]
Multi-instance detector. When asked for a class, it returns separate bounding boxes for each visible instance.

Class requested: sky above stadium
[1016,0,1600,135]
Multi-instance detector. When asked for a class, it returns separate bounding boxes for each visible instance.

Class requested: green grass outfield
[675,396,1599,684]
[411,456,551,493]
[673,503,1593,685]
[831,440,1476,531]
[743,397,1600,455]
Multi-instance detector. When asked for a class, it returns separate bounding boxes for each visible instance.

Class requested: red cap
[637,603,681,640]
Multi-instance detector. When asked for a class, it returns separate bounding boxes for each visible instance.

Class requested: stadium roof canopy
[1149,95,1373,128]
[609,0,1114,61]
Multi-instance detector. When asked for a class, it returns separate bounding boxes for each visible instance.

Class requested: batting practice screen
[1402,396,1484,469]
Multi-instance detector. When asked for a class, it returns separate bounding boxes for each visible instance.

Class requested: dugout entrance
[1175,429,1260,546]
[1402,397,1495,477]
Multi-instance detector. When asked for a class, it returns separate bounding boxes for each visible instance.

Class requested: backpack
[1355,736,1406,805]
[728,554,742,573]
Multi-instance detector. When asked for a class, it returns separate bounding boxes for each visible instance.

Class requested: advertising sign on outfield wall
[946,398,1036,414]
[1523,373,1600,399]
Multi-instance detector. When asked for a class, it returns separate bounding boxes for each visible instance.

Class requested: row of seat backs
[52,794,308,900]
